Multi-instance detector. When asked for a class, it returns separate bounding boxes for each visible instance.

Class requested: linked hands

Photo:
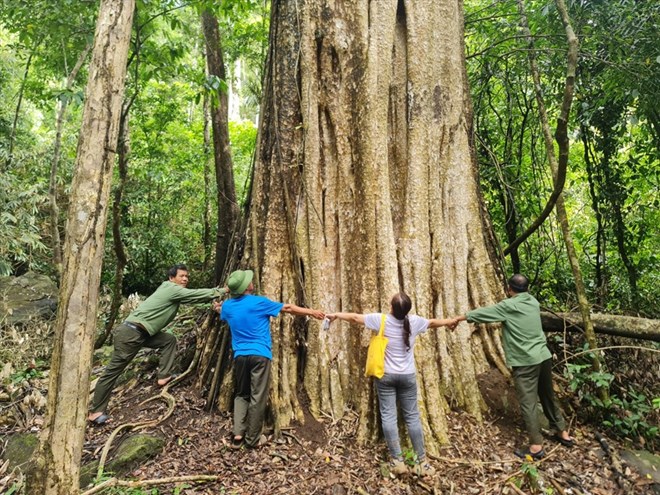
[307,309,326,320]
[446,319,459,330]
[445,315,466,330]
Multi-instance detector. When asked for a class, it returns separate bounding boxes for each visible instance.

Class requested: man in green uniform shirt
[88,264,226,425]
[452,274,574,459]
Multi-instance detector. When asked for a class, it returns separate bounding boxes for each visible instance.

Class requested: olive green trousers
[512,358,567,445]
[89,323,177,413]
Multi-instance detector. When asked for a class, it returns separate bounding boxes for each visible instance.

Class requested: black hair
[508,274,529,293]
[391,292,412,351]
[167,264,188,279]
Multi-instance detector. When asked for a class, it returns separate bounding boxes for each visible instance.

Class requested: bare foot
[88,412,110,425]
[157,375,175,386]
[88,411,103,421]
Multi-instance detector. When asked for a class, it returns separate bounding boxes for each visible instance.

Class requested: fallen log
[541,312,660,342]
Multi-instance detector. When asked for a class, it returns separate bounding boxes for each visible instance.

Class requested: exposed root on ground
[81,474,219,495]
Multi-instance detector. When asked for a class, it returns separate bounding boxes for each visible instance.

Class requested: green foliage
[520,460,539,486]
[465,0,660,317]
[401,447,418,466]
[0,169,49,276]
[108,489,159,495]
[565,357,659,449]
[229,120,257,203]
[173,484,191,495]
[9,363,45,384]
[3,483,21,495]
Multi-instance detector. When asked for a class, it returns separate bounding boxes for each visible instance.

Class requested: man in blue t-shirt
[215,269,325,448]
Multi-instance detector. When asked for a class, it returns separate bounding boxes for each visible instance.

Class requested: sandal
[554,434,575,447]
[88,413,109,426]
[514,446,545,460]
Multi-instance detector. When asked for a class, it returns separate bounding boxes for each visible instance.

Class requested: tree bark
[98,100,131,348]
[581,126,607,306]
[5,45,37,169]
[27,1,135,494]
[541,311,660,342]
[49,44,92,277]
[200,0,510,454]
[201,9,238,284]
[202,94,213,273]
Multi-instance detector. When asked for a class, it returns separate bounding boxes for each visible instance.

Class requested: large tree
[28,1,135,493]
[202,0,509,453]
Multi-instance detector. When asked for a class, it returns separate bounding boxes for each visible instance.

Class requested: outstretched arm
[326,312,365,325]
[282,303,325,320]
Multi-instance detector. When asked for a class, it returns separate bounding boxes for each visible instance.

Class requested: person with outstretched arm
[327,292,456,477]
[450,274,574,459]
[88,264,226,425]
[214,269,325,449]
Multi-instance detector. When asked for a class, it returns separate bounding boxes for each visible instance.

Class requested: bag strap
[378,314,386,337]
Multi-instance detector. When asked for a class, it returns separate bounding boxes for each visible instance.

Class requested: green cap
[227,270,254,295]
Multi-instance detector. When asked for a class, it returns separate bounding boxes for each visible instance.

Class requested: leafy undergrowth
[74,375,657,495]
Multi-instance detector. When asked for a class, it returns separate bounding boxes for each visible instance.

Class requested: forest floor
[78,368,659,495]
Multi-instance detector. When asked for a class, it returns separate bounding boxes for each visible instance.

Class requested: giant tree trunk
[28,1,134,493]
[201,9,238,284]
[201,0,510,455]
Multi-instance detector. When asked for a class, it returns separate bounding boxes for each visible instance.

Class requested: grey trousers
[375,373,426,461]
[233,355,271,446]
[89,323,177,413]
[512,358,567,445]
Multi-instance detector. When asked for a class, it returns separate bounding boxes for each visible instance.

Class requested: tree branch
[82,474,219,495]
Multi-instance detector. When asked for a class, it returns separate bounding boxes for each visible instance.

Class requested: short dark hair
[508,274,529,293]
[167,264,188,279]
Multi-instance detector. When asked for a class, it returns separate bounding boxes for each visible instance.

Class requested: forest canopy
[1,0,657,316]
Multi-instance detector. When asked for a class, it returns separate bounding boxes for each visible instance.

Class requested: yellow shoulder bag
[364,314,388,378]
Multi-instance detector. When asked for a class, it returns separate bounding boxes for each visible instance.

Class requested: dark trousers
[233,355,271,446]
[89,323,177,413]
[512,358,566,445]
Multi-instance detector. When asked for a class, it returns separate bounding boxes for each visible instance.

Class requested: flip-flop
[555,434,575,447]
[88,413,109,426]
[230,436,243,449]
[514,446,545,460]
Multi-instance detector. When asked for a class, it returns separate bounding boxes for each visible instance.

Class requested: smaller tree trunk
[581,126,607,306]
[98,101,131,348]
[49,44,92,276]
[201,9,238,284]
[5,45,37,169]
[27,2,135,493]
[202,94,213,272]
[541,311,660,342]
